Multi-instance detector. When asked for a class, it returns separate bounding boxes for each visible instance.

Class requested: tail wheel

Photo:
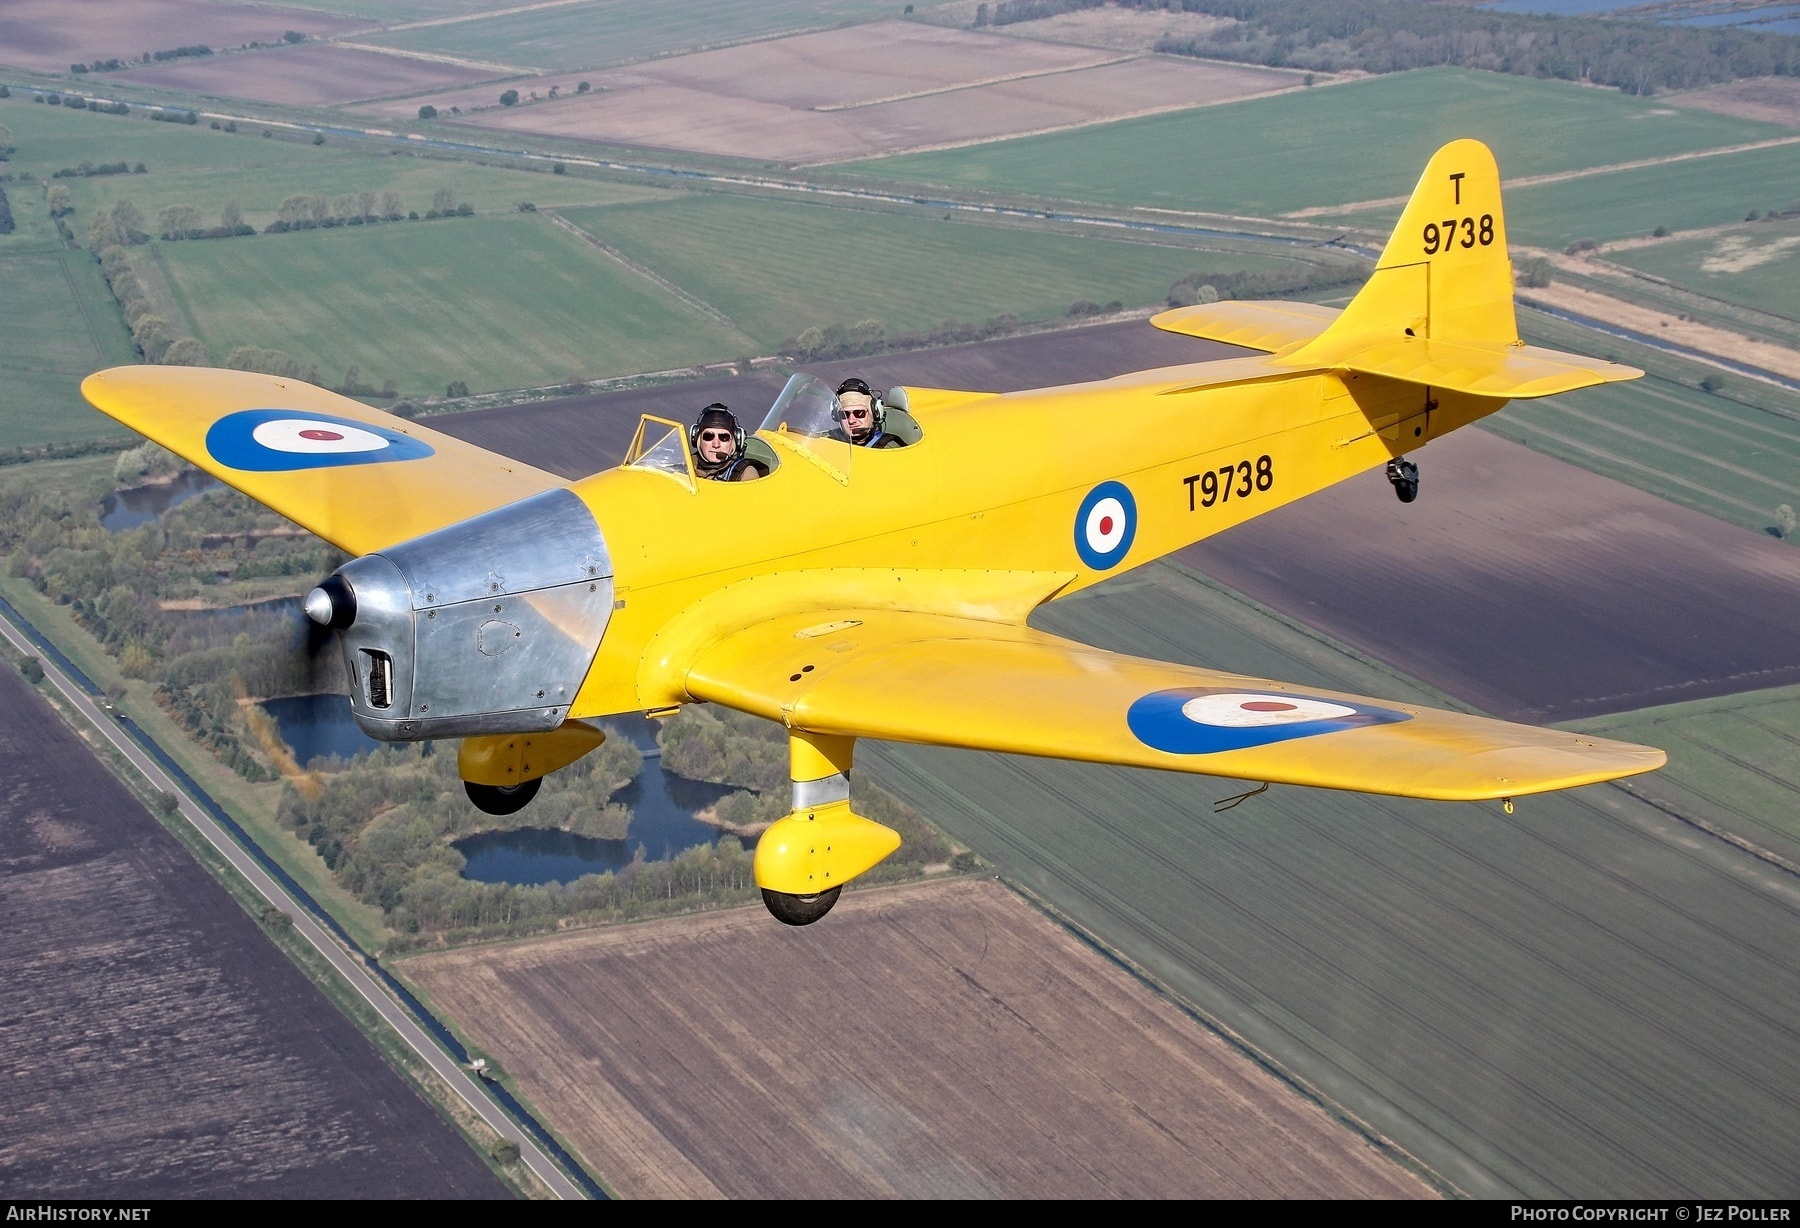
[464,777,542,816]
[761,886,841,927]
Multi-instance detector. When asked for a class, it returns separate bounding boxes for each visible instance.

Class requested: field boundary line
[373,0,596,35]
[811,53,1137,112]
[1283,135,1800,219]
[541,209,741,330]
[331,41,536,77]
[800,88,1298,167]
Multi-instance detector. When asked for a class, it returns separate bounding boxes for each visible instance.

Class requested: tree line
[1150,0,1800,96]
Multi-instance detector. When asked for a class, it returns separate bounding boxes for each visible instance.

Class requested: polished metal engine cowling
[325,488,613,741]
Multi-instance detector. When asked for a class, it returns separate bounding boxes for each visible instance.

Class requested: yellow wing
[82,366,564,555]
[684,610,1664,801]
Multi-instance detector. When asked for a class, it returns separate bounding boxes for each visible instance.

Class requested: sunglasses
[698,430,735,442]
[840,408,871,420]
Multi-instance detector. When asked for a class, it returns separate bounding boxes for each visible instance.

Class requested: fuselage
[567,354,1505,718]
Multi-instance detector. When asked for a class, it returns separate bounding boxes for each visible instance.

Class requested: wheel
[1394,480,1419,504]
[761,886,841,927]
[463,777,542,816]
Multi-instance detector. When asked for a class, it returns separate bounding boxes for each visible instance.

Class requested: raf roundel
[1127,687,1411,756]
[205,409,434,472]
[1074,480,1136,570]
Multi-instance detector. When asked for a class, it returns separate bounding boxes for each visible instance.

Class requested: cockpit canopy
[623,374,919,487]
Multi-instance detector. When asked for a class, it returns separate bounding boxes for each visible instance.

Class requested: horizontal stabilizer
[1150,301,1339,355]
[1281,335,1643,399]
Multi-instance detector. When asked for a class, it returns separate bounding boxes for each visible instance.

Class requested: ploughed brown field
[1671,76,1800,128]
[371,22,1297,164]
[0,0,371,75]
[0,667,506,1198]
[400,877,1435,1199]
[109,42,499,107]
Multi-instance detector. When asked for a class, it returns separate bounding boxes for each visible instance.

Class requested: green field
[864,560,1800,1197]
[278,0,500,17]
[0,98,339,178]
[151,213,755,394]
[1582,686,1800,871]
[0,195,139,446]
[849,69,1790,217]
[1604,215,1800,329]
[1489,311,1800,535]
[1331,141,1800,251]
[364,0,902,71]
[565,194,1319,342]
[0,96,670,230]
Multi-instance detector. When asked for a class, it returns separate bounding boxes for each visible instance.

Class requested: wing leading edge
[82,366,564,556]
[684,610,1664,801]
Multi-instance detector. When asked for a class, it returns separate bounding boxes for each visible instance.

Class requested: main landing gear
[1386,457,1420,504]
[761,886,842,927]
[464,777,542,815]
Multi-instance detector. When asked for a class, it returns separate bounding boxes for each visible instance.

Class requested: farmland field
[0,251,138,445]
[1584,686,1800,871]
[848,69,1792,216]
[59,157,670,235]
[1401,140,1800,251]
[149,213,755,394]
[0,0,372,74]
[0,97,345,179]
[0,664,507,1198]
[401,876,1437,1199]
[1180,426,1800,723]
[1602,215,1800,328]
[109,42,500,106]
[562,194,1313,341]
[361,0,905,73]
[411,24,1297,164]
[862,562,1800,1198]
[0,200,138,446]
[1492,311,1800,535]
[0,97,672,229]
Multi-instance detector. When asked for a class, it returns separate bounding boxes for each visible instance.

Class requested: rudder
[1286,139,1638,399]
[1296,138,1515,356]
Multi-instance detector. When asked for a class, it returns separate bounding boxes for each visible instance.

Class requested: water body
[457,717,735,885]
[259,697,738,882]
[260,693,381,768]
[100,470,222,531]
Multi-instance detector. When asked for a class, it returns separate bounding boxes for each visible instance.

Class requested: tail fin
[1152,140,1639,398]
[1287,138,1639,397]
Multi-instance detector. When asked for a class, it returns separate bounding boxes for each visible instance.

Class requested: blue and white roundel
[1127,687,1410,755]
[204,409,434,473]
[1075,481,1136,570]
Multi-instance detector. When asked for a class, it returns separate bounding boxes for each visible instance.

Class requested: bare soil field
[436,316,1800,724]
[110,42,500,107]
[0,666,507,1198]
[367,21,1295,163]
[1671,76,1800,128]
[1181,425,1800,722]
[0,0,372,75]
[401,876,1434,1199]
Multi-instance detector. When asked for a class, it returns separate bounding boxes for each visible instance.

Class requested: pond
[257,697,741,884]
[101,469,222,531]
[457,714,736,885]
[260,693,382,767]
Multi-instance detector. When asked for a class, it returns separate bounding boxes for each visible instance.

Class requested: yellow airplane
[84,139,1665,925]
